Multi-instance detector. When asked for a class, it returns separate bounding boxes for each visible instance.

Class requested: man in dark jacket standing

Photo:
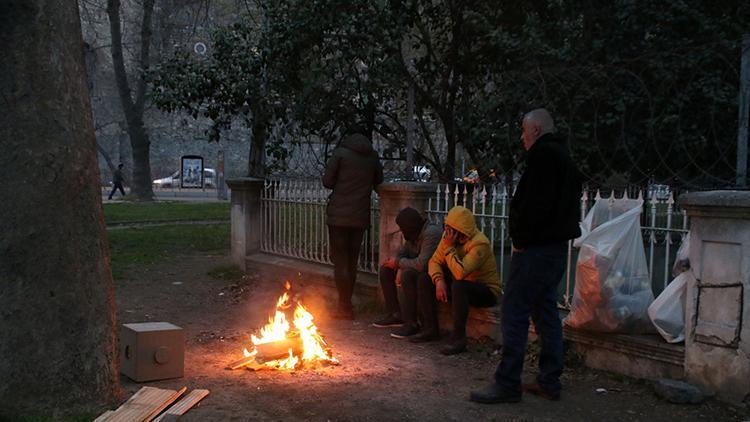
[471,108,582,403]
[108,163,126,200]
[322,131,383,320]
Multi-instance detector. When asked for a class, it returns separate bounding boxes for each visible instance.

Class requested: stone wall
[680,190,750,404]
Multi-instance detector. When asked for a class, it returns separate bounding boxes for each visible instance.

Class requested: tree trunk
[0,0,120,416]
[248,103,268,177]
[107,0,155,200]
[97,141,117,176]
[442,112,457,182]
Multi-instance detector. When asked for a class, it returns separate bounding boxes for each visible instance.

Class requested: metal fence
[258,179,690,306]
[426,184,690,309]
[260,179,380,273]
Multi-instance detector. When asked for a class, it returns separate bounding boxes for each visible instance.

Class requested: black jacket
[509,133,582,248]
[322,134,384,228]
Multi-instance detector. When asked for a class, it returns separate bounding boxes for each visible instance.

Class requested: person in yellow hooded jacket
[426,205,502,355]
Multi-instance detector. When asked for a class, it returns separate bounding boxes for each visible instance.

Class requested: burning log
[254,337,303,362]
[230,282,339,371]
[226,336,303,370]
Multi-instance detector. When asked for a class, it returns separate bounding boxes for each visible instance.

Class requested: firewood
[255,337,303,362]
[227,337,304,369]
[226,355,258,370]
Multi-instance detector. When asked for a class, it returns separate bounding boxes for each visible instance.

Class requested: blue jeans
[494,242,567,394]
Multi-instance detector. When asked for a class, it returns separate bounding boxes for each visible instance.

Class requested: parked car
[152,168,216,188]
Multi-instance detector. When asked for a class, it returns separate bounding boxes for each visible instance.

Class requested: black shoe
[470,383,522,404]
[390,324,419,339]
[372,314,404,328]
[409,330,440,343]
[440,339,467,355]
[331,307,355,320]
[523,382,560,401]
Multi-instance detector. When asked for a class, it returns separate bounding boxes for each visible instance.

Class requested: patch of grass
[107,223,230,280]
[103,202,230,224]
[207,264,245,281]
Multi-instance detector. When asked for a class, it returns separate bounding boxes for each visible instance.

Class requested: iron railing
[426,184,690,309]
[260,179,379,274]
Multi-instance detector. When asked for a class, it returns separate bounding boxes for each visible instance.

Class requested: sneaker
[469,383,522,404]
[409,330,440,343]
[523,382,560,401]
[372,314,404,328]
[440,338,467,355]
[390,324,419,339]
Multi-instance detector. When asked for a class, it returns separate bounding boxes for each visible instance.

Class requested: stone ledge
[564,327,685,380]
[680,190,750,219]
[246,253,380,302]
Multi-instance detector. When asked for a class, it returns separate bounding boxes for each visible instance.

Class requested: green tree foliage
[152,0,748,187]
[474,0,748,188]
[150,8,273,176]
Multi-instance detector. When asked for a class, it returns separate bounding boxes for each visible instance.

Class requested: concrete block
[121,322,185,382]
[700,241,742,285]
[695,284,743,347]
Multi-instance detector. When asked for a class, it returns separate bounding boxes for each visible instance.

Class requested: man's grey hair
[524,108,555,135]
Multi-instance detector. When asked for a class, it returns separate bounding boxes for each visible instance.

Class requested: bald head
[520,108,555,151]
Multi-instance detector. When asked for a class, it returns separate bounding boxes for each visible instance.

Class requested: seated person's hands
[443,226,458,246]
[435,278,448,303]
[382,257,398,270]
[444,225,468,246]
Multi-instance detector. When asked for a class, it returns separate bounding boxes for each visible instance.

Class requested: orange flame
[243,281,337,370]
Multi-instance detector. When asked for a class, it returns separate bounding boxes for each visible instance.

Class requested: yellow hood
[445,206,478,237]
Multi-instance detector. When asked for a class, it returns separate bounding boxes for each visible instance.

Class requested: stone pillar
[378,182,437,265]
[226,177,265,270]
[680,191,750,403]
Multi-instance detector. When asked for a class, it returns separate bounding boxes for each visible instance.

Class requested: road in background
[101,187,230,203]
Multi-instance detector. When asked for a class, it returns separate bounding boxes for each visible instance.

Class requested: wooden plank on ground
[143,387,187,422]
[153,389,210,421]
[97,386,187,422]
[93,410,114,422]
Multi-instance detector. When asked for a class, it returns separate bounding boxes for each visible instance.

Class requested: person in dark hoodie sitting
[372,207,441,340]
[322,129,383,320]
[471,108,582,404]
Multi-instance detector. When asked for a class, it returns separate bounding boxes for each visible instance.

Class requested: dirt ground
[113,254,748,421]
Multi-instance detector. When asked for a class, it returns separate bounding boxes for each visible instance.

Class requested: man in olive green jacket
[428,205,501,354]
[322,132,383,319]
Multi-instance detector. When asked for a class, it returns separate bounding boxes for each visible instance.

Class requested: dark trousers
[379,266,422,326]
[494,242,567,395]
[447,276,497,340]
[417,271,438,333]
[108,182,125,199]
[328,225,365,311]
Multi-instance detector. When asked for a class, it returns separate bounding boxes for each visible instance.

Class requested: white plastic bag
[648,271,691,343]
[564,197,654,332]
[671,232,691,277]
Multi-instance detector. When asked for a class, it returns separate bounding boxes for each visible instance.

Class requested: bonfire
[228,282,338,371]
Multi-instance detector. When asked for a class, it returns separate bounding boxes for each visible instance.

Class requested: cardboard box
[120,322,184,382]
